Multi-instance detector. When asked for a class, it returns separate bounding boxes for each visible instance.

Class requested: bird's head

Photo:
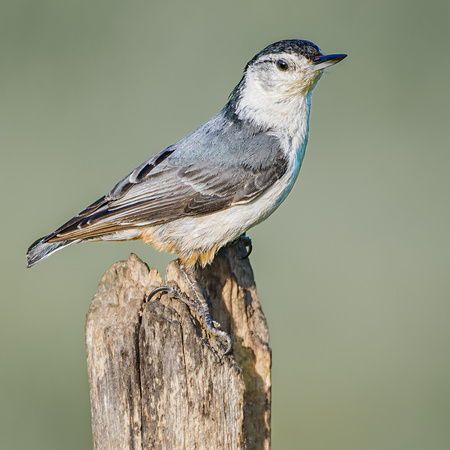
[228,40,346,132]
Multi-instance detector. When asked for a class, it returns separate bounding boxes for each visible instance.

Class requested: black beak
[311,53,347,71]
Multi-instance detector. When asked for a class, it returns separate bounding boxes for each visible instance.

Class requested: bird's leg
[227,233,252,259]
[148,265,232,354]
[181,265,232,351]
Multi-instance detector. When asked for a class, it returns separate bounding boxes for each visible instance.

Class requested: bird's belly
[143,154,302,267]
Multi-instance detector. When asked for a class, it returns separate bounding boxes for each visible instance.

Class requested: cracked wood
[86,246,271,449]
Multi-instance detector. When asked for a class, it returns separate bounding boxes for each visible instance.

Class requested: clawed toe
[148,285,196,309]
[227,234,252,259]
[148,281,232,354]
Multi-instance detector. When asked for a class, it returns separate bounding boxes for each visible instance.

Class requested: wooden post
[86,245,271,449]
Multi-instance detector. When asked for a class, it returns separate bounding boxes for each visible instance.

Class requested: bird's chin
[307,71,323,90]
[285,72,322,96]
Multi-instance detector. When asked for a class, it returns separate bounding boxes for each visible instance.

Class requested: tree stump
[85,245,271,449]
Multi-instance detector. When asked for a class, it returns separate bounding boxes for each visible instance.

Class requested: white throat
[235,75,313,149]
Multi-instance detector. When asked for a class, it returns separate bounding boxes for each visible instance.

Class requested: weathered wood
[86,245,271,449]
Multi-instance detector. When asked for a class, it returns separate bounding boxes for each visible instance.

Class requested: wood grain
[86,245,271,449]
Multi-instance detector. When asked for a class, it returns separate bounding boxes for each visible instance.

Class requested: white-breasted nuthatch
[27,39,346,351]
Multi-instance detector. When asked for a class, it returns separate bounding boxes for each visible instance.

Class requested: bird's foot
[148,285,196,309]
[148,271,232,354]
[227,234,252,259]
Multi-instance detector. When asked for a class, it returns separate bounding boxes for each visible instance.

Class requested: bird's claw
[227,234,252,259]
[148,285,232,354]
[148,285,196,309]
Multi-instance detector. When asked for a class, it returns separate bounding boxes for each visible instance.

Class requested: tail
[26,237,80,268]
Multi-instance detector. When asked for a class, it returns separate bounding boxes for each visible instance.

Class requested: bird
[27,39,346,352]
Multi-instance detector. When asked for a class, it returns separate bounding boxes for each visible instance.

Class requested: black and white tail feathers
[26,237,80,268]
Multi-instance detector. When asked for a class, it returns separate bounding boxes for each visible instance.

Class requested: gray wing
[46,112,288,242]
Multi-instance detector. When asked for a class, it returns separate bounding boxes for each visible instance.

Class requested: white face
[246,52,323,99]
[235,52,323,133]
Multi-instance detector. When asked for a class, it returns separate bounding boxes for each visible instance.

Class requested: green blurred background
[2,0,450,448]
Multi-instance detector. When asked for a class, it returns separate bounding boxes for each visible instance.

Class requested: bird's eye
[276,59,289,71]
